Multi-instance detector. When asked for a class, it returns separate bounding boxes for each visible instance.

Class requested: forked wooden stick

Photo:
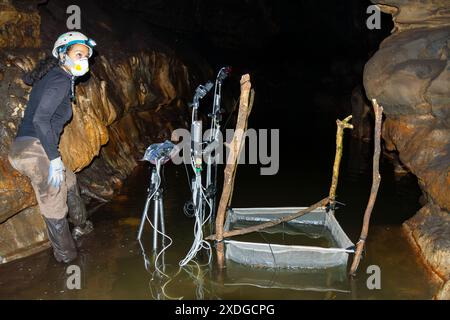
[328,115,353,209]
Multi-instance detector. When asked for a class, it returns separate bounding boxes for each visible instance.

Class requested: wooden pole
[216,241,225,271]
[214,74,253,242]
[349,99,383,276]
[206,197,329,241]
[227,89,255,207]
[328,115,353,209]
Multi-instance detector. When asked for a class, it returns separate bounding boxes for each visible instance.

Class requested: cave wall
[363,0,450,299]
[0,0,208,263]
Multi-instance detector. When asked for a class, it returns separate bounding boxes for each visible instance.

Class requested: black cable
[257,230,279,288]
[222,99,240,130]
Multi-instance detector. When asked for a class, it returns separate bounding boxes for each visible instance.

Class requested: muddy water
[0,132,439,299]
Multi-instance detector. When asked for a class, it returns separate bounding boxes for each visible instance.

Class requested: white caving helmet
[52,31,96,59]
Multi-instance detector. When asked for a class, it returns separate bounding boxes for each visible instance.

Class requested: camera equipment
[137,140,175,256]
[192,82,214,109]
[205,66,231,225]
[180,68,231,266]
[179,80,215,266]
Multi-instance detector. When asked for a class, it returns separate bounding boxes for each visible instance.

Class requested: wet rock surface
[0,0,209,263]
[0,0,41,49]
[364,0,450,299]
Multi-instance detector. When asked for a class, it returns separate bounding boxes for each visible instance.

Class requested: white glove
[48,156,65,189]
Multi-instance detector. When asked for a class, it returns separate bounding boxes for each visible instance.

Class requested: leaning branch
[206,197,329,241]
[349,99,383,276]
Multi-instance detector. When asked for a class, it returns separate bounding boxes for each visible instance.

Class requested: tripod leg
[153,195,159,251]
[158,195,166,274]
[159,195,165,240]
[137,193,153,240]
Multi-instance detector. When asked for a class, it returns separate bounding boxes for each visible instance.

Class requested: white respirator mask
[64,55,89,77]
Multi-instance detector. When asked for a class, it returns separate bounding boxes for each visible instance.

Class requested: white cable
[199,187,213,264]
[179,172,212,266]
[152,159,174,276]
[179,104,215,267]
[179,176,203,266]
[179,173,213,266]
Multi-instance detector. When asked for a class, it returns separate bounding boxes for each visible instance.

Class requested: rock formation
[364,0,450,299]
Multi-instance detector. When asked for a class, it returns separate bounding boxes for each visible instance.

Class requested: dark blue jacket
[16,66,73,161]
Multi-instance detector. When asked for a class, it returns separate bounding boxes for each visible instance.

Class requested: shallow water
[0,136,439,299]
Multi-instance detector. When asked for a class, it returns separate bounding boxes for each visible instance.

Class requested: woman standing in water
[8,31,97,263]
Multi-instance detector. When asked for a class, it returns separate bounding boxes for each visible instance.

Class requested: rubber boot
[67,183,93,240]
[43,217,78,263]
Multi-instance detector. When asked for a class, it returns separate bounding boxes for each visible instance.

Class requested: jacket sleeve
[32,75,70,161]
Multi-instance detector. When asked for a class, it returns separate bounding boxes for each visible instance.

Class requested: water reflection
[139,236,217,300]
[223,262,350,294]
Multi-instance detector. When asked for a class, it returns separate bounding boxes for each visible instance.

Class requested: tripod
[137,140,174,252]
[137,160,166,251]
